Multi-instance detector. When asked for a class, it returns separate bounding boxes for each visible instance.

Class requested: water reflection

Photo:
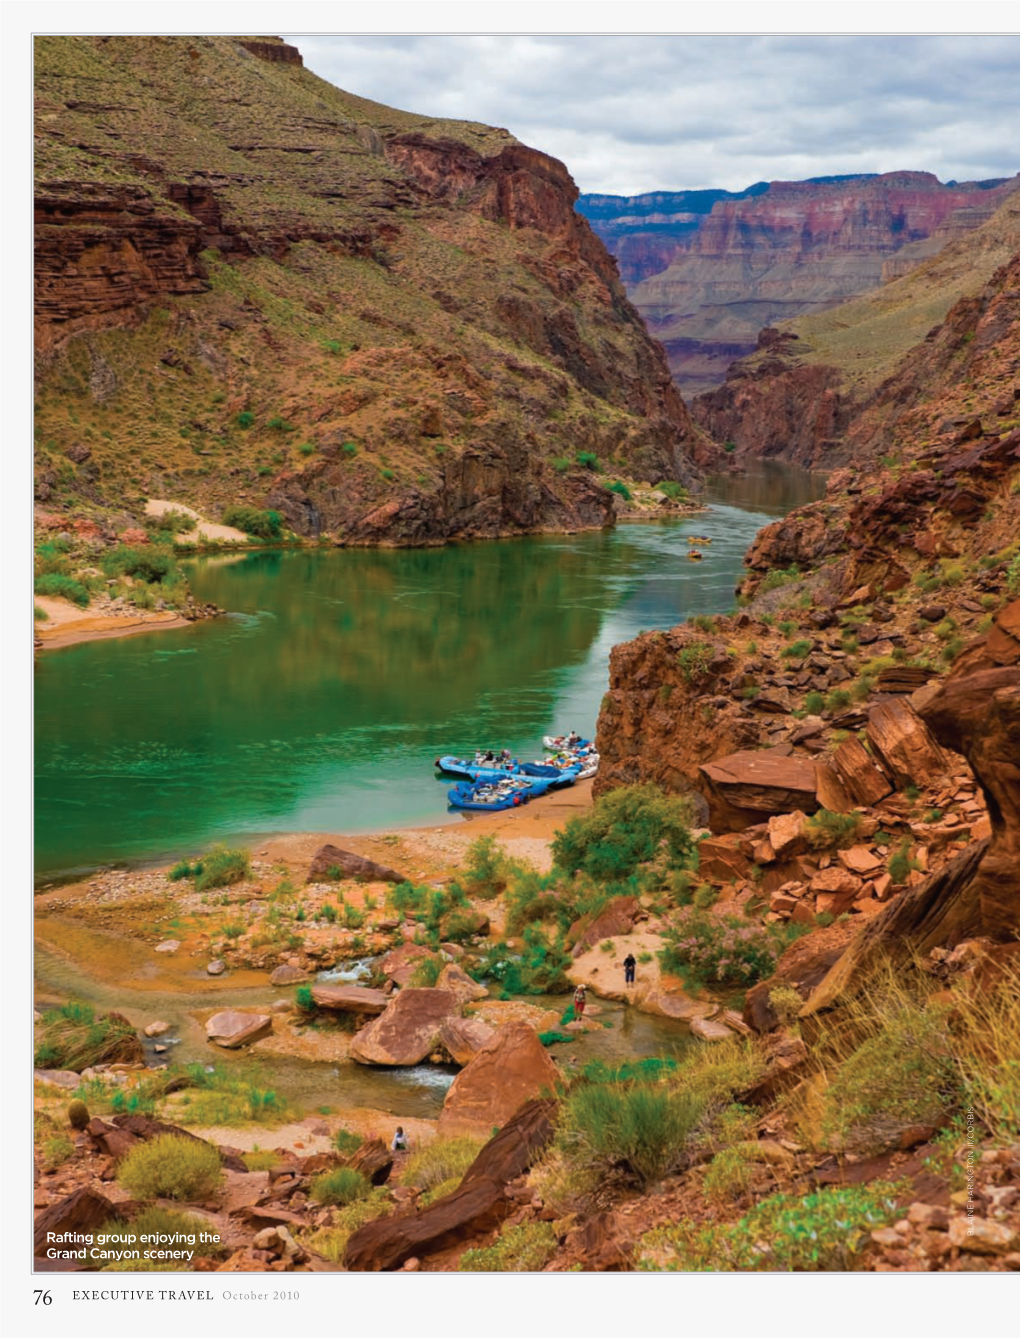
[35,473,823,878]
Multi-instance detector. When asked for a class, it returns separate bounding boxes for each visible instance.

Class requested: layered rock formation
[693,190,1020,467]
[34,36,710,545]
[584,172,1017,397]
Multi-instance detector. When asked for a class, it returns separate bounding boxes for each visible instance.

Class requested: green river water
[35,467,824,882]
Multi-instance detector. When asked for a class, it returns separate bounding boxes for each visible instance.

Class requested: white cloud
[286,34,1020,194]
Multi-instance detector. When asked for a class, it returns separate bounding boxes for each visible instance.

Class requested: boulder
[767,811,810,860]
[205,1010,273,1048]
[437,1016,496,1065]
[865,698,950,790]
[34,1188,117,1257]
[34,1070,83,1090]
[310,985,389,1015]
[350,988,458,1066]
[144,1021,171,1038]
[639,989,717,1022]
[344,1099,556,1271]
[699,748,819,831]
[435,963,488,1005]
[269,965,311,986]
[206,960,226,976]
[155,940,180,954]
[438,1022,560,1136]
[307,843,409,885]
[838,846,883,876]
[568,896,644,956]
[830,736,893,806]
[814,760,855,814]
[346,1138,393,1186]
[811,866,864,915]
[379,942,435,987]
[695,834,749,883]
[690,1015,735,1042]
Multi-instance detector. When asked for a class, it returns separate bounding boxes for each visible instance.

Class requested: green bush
[222,506,282,539]
[295,985,315,1013]
[34,573,90,607]
[461,835,510,898]
[402,1137,482,1192]
[168,857,203,882]
[550,455,572,473]
[557,1082,704,1186]
[146,509,194,535]
[298,441,317,456]
[460,1222,557,1272]
[117,1134,223,1201]
[677,642,713,684]
[641,1182,902,1270]
[68,1099,90,1130]
[824,688,852,713]
[409,955,444,987]
[782,639,812,659]
[606,480,632,501]
[193,846,250,892]
[310,1167,371,1206]
[887,839,917,885]
[34,604,49,621]
[236,411,255,428]
[342,441,358,457]
[658,911,780,990]
[575,451,601,472]
[803,691,825,714]
[380,468,395,481]
[804,809,862,851]
[657,481,689,502]
[760,564,801,593]
[333,1127,364,1157]
[552,784,693,882]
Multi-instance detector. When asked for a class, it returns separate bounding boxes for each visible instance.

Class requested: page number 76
[34,1290,53,1306]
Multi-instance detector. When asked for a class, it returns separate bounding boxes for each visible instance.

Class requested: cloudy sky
[286,34,1020,196]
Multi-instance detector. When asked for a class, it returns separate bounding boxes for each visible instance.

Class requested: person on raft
[623,953,637,986]
[567,730,580,747]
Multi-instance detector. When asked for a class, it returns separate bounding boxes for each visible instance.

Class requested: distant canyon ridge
[579,172,1019,398]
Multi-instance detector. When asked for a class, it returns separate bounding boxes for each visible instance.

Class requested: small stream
[36,946,695,1119]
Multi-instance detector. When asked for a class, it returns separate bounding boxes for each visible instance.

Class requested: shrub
[168,856,203,882]
[824,688,852,713]
[460,1222,557,1272]
[333,1127,364,1157]
[402,1137,482,1192]
[703,1146,757,1204]
[35,1001,139,1071]
[342,441,358,457]
[760,564,801,593]
[782,640,812,660]
[551,455,572,473]
[34,603,49,621]
[236,411,255,428]
[557,1082,705,1186]
[803,809,862,851]
[222,506,282,539]
[306,1190,391,1262]
[298,441,317,456]
[552,783,693,882]
[657,480,689,502]
[659,911,780,990]
[67,1099,90,1131]
[677,641,713,684]
[165,1063,288,1127]
[1008,553,1020,597]
[692,884,718,910]
[193,845,250,892]
[295,985,315,1013]
[310,1167,371,1206]
[409,955,443,987]
[117,1134,222,1201]
[242,1149,282,1171]
[606,480,632,501]
[461,835,510,897]
[575,451,601,472]
[803,691,825,715]
[641,1182,902,1271]
[45,1135,75,1165]
[887,839,917,885]
[34,573,90,606]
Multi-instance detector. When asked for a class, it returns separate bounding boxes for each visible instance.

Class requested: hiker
[623,952,637,986]
[391,1125,409,1152]
[573,983,587,1021]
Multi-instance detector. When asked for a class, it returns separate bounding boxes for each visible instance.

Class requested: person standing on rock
[391,1126,409,1152]
[623,953,637,986]
[573,983,587,1021]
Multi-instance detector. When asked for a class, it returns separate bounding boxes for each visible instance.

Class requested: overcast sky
[285,34,1020,196]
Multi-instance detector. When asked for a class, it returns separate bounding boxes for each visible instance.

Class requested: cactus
[68,1099,90,1131]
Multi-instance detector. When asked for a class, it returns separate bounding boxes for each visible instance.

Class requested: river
[34,466,824,881]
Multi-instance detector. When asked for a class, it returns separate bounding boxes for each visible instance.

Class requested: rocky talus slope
[583,172,1017,397]
[34,36,711,546]
[692,191,1020,467]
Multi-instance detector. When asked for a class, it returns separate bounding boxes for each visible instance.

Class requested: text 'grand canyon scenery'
[32,34,1020,1279]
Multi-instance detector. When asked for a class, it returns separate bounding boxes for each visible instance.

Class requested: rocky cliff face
[34,36,710,543]
[692,196,1020,469]
[584,172,1016,397]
